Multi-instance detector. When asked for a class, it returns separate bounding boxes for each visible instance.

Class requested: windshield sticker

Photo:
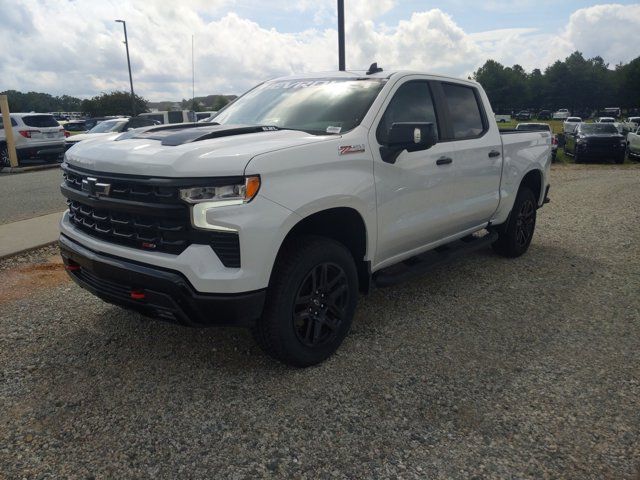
[326,126,342,134]
[339,144,365,155]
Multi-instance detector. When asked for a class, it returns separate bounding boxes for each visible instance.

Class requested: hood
[64,124,335,177]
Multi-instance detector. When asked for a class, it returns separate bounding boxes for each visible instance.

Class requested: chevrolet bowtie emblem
[82,177,111,197]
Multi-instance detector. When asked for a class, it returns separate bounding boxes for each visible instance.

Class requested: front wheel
[492,187,537,258]
[252,236,359,367]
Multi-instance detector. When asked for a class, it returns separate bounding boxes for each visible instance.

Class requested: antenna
[367,62,383,75]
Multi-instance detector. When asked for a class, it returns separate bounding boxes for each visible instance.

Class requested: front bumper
[59,234,266,327]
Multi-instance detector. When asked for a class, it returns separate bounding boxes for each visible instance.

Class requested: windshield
[89,120,127,133]
[214,78,386,134]
[580,124,618,134]
[599,118,615,123]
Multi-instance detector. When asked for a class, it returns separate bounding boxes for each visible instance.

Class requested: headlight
[180,176,260,206]
[181,176,261,231]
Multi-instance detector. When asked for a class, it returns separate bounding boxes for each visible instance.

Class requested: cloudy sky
[1,0,639,101]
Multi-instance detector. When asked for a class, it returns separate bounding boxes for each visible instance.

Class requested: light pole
[115,19,136,116]
[337,0,345,71]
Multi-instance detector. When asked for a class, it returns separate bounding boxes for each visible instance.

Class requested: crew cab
[58,69,551,366]
[564,122,626,163]
[1,113,66,167]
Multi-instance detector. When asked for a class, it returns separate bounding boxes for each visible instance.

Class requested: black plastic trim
[59,234,264,327]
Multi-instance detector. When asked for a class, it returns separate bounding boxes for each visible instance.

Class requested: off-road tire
[252,236,358,367]
[492,187,537,258]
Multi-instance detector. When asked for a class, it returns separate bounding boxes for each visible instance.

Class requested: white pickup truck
[59,69,551,366]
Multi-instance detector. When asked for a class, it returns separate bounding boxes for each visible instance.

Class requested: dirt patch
[0,255,69,304]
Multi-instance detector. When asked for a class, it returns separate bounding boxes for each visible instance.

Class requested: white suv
[1,113,66,167]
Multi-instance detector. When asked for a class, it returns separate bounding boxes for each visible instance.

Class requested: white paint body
[60,71,551,294]
[627,127,640,157]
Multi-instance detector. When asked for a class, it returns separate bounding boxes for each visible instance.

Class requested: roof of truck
[270,70,480,86]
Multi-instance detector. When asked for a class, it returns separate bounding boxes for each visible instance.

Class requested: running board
[373,230,498,288]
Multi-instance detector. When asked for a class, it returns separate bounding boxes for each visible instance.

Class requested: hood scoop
[128,124,280,146]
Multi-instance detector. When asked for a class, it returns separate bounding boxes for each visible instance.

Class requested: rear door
[433,81,502,234]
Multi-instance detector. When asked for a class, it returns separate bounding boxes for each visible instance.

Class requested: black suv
[564,123,626,163]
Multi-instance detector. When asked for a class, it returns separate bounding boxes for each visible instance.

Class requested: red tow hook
[130,290,146,300]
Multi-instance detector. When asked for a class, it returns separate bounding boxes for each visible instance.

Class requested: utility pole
[192,35,196,112]
[115,19,136,116]
[337,0,345,71]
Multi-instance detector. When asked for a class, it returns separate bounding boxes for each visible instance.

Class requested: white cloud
[0,1,639,101]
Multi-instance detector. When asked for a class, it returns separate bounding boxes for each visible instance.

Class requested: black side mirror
[381,122,437,164]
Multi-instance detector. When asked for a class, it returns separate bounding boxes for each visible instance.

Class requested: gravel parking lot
[1,164,639,479]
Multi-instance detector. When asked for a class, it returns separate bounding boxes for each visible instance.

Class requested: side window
[0,118,17,129]
[377,81,438,145]
[168,111,184,124]
[442,83,485,139]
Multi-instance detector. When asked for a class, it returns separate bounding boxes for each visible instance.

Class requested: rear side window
[22,115,59,128]
[442,83,485,139]
[0,117,18,129]
[377,81,438,144]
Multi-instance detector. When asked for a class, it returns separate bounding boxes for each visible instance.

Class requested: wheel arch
[272,207,371,294]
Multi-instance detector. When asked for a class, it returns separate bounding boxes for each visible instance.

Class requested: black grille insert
[61,165,242,267]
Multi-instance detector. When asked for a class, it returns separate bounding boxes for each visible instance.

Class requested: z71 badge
[339,144,365,155]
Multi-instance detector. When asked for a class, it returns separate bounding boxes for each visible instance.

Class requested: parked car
[494,113,511,123]
[516,123,557,161]
[603,107,621,119]
[564,122,626,163]
[626,126,640,160]
[84,116,125,130]
[515,110,532,121]
[59,69,551,366]
[138,110,196,124]
[621,117,640,133]
[563,117,582,134]
[553,109,571,120]
[1,113,65,167]
[537,110,552,120]
[65,117,158,150]
[60,120,88,136]
[196,111,218,122]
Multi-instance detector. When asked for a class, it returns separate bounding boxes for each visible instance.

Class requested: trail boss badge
[339,144,365,155]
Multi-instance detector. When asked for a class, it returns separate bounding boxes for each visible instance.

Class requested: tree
[80,91,149,117]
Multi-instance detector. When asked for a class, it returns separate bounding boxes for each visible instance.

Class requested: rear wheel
[0,144,9,168]
[252,236,358,367]
[492,187,537,258]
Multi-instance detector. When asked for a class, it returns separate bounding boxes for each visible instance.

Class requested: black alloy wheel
[0,144,9,168]
[292,262,349,348]
[515,197,536,248]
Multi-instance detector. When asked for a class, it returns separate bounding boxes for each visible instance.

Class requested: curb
[0,163,62,174]
[0,212,64,260]
[0,240,58,261]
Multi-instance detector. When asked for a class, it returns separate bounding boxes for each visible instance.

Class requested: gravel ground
[1,164,639,479]
[0,168,66,224]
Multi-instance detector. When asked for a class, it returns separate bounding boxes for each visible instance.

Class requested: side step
[373,230,498,288]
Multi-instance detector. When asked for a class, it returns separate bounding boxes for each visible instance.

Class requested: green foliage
[473,51,640,113]
[80,91,149,117]
[1,90,83,113]
[179,95,236,111]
